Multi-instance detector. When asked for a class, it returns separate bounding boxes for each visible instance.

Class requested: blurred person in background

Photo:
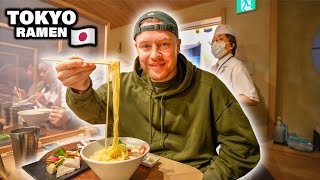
[13,63,44,101]
[33,62,59,108]
[32,61,90,130]
[210,24,259,106]
[210,25,267,153]
[0,63,29,97]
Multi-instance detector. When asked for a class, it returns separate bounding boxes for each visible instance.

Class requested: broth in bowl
[80,137,149,180]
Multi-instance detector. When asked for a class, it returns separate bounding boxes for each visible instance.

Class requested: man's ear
[176,38,181,53]
[134,42,139,54]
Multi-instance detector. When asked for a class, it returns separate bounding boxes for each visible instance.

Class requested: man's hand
[55,56,96,92]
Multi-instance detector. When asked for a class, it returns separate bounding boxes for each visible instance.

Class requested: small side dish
[45,148,81,178]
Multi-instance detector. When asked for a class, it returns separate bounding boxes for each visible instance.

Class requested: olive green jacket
[66,54,260,180]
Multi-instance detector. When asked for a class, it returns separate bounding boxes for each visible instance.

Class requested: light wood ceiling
[58,0,212,28]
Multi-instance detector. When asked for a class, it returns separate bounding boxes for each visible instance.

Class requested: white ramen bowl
[18,109,51,126]
[80,137,150,180]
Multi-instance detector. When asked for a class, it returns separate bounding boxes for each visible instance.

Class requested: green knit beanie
[133,11,179,40]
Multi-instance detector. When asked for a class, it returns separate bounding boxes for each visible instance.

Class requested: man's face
[135,23,181,82]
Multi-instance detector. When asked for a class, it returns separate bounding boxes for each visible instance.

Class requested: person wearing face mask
[210,24,259,106]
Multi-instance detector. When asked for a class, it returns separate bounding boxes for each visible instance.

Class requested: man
[210,24,259,106]
[56,11,260,179]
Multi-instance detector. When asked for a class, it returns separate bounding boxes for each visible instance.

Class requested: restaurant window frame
[0,0,110,153]
[180,15,223,71]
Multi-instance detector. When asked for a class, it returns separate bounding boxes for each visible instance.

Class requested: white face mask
[211,41,228,59]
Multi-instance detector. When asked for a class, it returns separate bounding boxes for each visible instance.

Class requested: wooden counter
[1,142,203,180]
[71,154,203,180]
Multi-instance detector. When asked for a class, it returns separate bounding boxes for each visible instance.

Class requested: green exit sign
[237,0,256,14]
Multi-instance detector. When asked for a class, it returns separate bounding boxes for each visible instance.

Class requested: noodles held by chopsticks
[90,61,129,162]
[43,57,128,162]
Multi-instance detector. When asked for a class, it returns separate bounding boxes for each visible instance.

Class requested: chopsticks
[16,95,35,104]
[41,58,115,65]
[14,86,22,100]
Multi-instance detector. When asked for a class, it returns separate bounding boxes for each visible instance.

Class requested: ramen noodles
[90,61,130,161]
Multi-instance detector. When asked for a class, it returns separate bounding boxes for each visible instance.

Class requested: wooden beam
[221,8,226,24]
[0,52,19,57]
[58,40,63,53]
[0,22,13,30]
[15,55,20,89]
[104,23,110,59]
[180,17,221,31]
[33,49,39,94]
[268,0,278,140]
[39,129,85,144]
[46,0,109,25]
[0,42,36,50]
